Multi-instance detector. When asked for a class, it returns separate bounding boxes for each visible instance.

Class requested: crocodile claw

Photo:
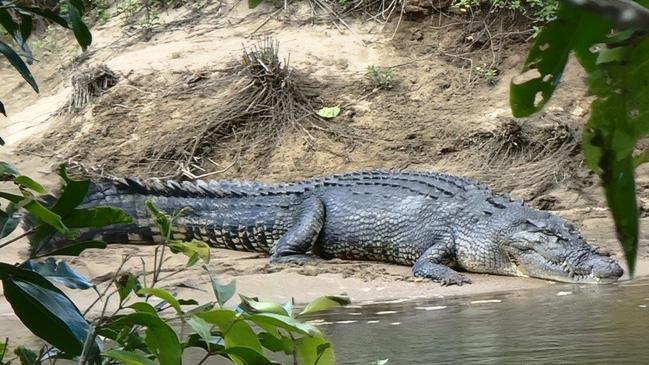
[270,254,321,266]
[440,274,472,286]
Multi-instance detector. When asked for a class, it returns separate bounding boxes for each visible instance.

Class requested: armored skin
[36,170,624,285]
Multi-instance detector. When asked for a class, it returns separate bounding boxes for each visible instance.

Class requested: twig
[82,256,131,316]
[0,228,34,250]
[247,8,282,37]
[183,160,236,180]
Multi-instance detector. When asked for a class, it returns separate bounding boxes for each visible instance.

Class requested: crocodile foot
[438,273,472,286]
[412,261,473,286]
[270,254,321,266]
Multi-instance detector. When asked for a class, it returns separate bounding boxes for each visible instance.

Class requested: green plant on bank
[474,65,499,84]
[91,0,200,29]
[510,0,649,276]
[0,166,346,364]
[452,0,559,23]
[365,65,394,90]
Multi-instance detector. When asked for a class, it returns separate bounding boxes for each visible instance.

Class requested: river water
[319,279,649,364]
[2,279,649,364]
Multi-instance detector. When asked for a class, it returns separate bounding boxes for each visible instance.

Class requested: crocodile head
[500,213,623,283]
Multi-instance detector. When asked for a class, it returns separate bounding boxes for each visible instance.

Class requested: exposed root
[146,37,353,178]
[63,64,119,113]
[442,119,581,195]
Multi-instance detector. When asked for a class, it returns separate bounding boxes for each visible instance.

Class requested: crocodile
[35,170,624,285]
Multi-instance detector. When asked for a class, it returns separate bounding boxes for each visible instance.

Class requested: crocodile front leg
[413,244,472,286]
[270,197,324,264]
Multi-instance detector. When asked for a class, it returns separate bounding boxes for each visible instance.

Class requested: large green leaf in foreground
[510,1,649,276]
[0,263,95,357]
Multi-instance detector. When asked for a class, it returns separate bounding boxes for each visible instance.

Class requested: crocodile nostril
[592,259,624,279]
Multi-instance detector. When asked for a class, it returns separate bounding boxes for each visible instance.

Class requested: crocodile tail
[24,181,159,257]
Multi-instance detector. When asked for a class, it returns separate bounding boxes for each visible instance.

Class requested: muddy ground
[1,0,648,313]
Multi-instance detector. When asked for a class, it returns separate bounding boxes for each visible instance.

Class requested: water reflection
[2,280,649,364]
[321,280,649,364]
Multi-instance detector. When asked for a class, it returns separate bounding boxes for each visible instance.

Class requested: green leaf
[62,207,133,228]
[204,267,236,307]
[0,263,94,356]
[248,0,265,9]
[0,9,19,38]
[129,302,158,315]
[13,346,39,365]
[198,309,263,355]
[295,336,335,365]
[18,7,69,28]
[224,347,272,365]
[510,3,610,117]
[52,166,90,214]
[258,332,291,353]
[581,34,649,277]
[0,203,20,239]
[0,9,30,61]
[117,273,142,304]
[0,162,19,178]
[145,200,171,238]
[317,106,341,119]
[29,168,91,254]
[183,333,225,353]
[69,0,86,13]
[246,313,321,337]
[113,313,181,365]
[239,295,289,316]
[65,1,91,51]
[137,288,183,314]
[596,46,629,65]
[39,240,107,257]
[297,295,350,318]
[168,240,210,266]
[0,192,26,203]
[14,176,45,194]
[187,316,212,345]
[0,339,7,363]
[0,40,38,93]
[178,298,199,306]
[18,13,33,47]
[102,350,156,365]
[22,200,69,236]
[283,299,294,317]
[22,258,94,290]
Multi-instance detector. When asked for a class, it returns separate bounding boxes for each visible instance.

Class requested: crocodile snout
[592,258,624,280]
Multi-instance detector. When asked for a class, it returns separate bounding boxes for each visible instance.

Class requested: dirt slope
[0,0,648,308]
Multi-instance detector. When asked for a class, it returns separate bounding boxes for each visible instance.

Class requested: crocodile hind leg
[270,197,325,265]
[412,244,472,286]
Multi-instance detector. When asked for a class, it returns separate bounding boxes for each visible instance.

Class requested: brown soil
[1,0,648,308]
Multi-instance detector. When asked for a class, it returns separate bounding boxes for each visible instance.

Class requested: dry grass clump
[148,37,350,178]
[64,64,119,113]
[446,119,580,193]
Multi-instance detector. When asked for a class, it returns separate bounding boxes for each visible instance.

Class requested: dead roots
[148,37,350,178]
[64,64,119,113]
[448,119,581,194]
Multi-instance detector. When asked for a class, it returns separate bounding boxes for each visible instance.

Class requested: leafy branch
[510,0,649,276]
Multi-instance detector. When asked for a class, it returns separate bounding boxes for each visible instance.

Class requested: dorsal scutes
[105,170,491,199]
